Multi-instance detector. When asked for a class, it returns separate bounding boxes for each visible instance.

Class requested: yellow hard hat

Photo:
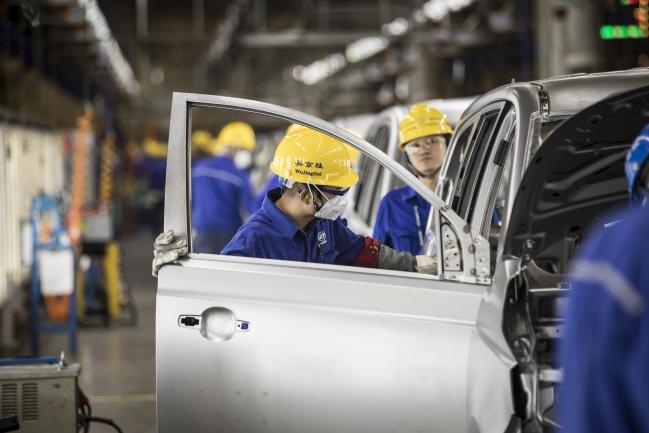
[208,137,222,155]
[270,124,359,188]
[399,103,453,150]
[143,138,167,158]
[192,130,213,154]
[215,122,256,151]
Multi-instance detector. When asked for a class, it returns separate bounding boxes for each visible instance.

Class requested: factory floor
[42,231,157,433]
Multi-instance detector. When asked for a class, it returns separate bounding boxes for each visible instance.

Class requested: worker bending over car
[153,124,436,276]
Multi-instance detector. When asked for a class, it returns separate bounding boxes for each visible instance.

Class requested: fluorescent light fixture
[78,0,140,96]
[292,53,347,85]
[291,0,476,85]
[421,0,475,22]
[345,36,390,63]
[382,17,410,36]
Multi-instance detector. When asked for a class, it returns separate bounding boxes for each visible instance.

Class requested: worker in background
[191,129,214,162]
[560,124,649,433]
[153,125,436,276]
[191,122,255,254]
[373,104,452,254]
[140,134,168,235]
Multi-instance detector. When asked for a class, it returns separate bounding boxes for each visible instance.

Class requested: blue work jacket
[222,188,365,265]
[560,206,649,433]
[373,186,430,255]
[142,155,167,192]
[191,156,253,232]
[252,175,281,211]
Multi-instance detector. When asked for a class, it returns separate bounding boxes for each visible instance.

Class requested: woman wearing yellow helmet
[219,125,436,274]
[373,104,452,255]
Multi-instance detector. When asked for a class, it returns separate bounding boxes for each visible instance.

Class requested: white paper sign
[38,249,74,296]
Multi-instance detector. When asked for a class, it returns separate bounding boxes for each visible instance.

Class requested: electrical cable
[77,386,124,433]
[86,417,124,433]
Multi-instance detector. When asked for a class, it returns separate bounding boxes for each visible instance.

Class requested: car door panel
[157,257,482,432]
[158,93,494,433]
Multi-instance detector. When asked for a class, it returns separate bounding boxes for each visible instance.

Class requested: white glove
[152,230,188,277]
[415,255,437,274]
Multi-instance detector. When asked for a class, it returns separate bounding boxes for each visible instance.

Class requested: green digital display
[601,0,648,39]
[600,24,646,39]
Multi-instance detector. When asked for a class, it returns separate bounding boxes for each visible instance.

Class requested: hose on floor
[77,386,125,433]
[86,416,124,433]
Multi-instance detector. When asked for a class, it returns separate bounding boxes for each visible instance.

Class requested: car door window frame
[470,107,516,238]
[437,118,478,206]
[164,93,491,284]
[452,103,507,221]
[355,124,390,225]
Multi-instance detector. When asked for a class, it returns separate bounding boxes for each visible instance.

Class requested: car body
[156,68,649,433]
[448,69,649,432]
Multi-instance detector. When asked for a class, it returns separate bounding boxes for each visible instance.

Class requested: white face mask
[234,151,252,170]
[310,184,349,220]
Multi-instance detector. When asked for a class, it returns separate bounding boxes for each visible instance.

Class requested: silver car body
[156,68,649,433]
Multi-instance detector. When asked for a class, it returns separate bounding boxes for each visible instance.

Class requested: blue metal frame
[0,356,59,366]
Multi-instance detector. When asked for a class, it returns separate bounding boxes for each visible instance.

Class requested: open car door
[156,93,492,433]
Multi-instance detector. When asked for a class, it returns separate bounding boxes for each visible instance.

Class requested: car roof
[463,67,649,119]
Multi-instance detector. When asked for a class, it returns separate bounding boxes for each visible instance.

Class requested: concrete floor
[42,232,157,433]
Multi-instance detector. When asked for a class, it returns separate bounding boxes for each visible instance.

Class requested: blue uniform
[373,186,430,255]
[560,206,649,433]
[139,155,167,234]
[222,188,365,265]
[192,156,253,253]
[143,156,167,192]
[252,175,281,211]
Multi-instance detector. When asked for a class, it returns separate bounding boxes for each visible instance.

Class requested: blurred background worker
[560,124,649,433]
[191,122,256,254]
[140,132,168,235]
[373,104,452,254]
[191,129,214,163]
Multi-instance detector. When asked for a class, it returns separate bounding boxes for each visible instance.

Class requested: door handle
[178,307,250,342]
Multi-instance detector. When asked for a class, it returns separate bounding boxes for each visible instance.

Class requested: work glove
[378,244,437,274]
[415,255,437,274]
[152,230,188,277]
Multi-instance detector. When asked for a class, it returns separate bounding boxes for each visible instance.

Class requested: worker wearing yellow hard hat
[191,122,257,254]
[191,130,213,160]
[373,103,453,255]
[141,135,168,234]
[252,125,362,211]
[143,137,168,159]
[216,124,435,274]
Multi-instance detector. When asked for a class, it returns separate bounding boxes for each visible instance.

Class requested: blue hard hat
[625,124,649,204]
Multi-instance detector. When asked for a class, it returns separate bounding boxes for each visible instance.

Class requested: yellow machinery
[71,114,136,326]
